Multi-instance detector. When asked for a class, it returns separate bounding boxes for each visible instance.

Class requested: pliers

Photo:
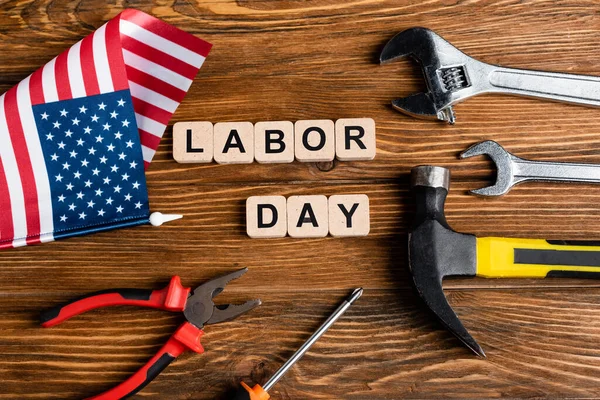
[40,268,261,400]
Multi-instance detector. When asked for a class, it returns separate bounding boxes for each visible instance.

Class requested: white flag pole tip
[149,212,183,227]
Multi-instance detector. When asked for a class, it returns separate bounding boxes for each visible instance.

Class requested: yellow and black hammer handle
[477,238,600,278]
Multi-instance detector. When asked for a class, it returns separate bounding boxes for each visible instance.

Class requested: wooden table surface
[2,1,600,399]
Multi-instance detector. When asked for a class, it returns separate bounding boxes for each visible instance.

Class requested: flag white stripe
[122,49,192,92]
[128,81,178,113]
[39,232,55,244]
[41,58,59,103]
[18,77,54,240]
[12,237,27,247]
[141,144,155,163]
[119,19,206,68]
[135,113,165,137]
[67,40,87,98]
[0,94,28,245]
[92,23,114,94]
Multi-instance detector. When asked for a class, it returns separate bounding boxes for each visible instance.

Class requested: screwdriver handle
[230,383,270,400]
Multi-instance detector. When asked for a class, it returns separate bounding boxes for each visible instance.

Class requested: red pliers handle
[41,277,205,400]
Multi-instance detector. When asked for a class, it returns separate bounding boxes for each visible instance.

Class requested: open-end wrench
[380,27,600,124]
[460,140,600,196]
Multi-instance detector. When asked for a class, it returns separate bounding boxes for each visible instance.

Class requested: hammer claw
[416,280,486,358]
[410,166,484,356]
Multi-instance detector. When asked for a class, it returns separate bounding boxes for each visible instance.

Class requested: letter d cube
[246,196,287,238]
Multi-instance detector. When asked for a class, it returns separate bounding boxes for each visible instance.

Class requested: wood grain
[1,0,600,398]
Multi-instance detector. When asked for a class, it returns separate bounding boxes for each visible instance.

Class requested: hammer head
[380,28,475,124]
[409,166,485,356]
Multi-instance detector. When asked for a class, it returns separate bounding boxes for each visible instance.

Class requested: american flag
[0,9,211,249]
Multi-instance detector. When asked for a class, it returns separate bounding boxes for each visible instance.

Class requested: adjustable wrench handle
[512,158,600,185]
[488,67,600,108]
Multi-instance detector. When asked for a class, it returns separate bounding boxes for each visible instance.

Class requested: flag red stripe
[29,68,45,105]
[105,17,129,91]
[80,34,101,96]
[131,96,172,125]
[121,35,199,80]
[120,9,212,57]
[0,157,14,247]
[139,128,162,150]
[125,65,187,103]
[4,87,41,244]
[54,51,72,100]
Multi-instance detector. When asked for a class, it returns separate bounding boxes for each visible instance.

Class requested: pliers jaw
[183,267,262,329]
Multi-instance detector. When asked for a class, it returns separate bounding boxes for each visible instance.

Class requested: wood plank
[1,182,600,294]
[1,0,600,398]
[1,290,599,399]
[2,2,600,183]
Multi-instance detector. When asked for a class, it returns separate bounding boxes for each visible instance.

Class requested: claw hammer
[409,165,600,356]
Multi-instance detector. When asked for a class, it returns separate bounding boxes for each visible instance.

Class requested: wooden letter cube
[214,122,254,164]
[287,195,328,238]
[328,194,370,237]
[254,121,294,163]
[173,121,214,163]
[294,120,335,162]
[246,196,287,238]
[335,118,376,161]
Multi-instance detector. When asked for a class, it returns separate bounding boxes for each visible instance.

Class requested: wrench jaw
[380,27,475,124]
[391,93,447,122]
[460,140,516,196]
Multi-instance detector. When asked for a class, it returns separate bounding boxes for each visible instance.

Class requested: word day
[173,118,376,164]
[246,195,370,238]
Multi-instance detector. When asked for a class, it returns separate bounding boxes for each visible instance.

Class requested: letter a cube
[287,195,329,238]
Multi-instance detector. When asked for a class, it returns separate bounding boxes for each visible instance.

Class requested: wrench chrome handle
[379,28,600,123]
[512,157,600,185]
[461,140,600,196]
[489,67,600,107]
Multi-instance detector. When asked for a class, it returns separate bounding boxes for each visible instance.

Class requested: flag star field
[34,90,149,233]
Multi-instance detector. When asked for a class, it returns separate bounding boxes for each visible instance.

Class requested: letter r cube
[335,118,376,161]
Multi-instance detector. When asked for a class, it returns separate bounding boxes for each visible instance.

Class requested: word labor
[173,118,376,164]
[246,195,370,238]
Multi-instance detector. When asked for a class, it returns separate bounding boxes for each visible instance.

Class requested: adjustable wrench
[380,27,600,124]
[460,140,600,196]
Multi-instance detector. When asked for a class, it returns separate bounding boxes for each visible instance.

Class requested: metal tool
[380,27,600,124]
[461,140,600,196]
[409,165,600,357]
[41,268,260,400]
[232,288,363,400]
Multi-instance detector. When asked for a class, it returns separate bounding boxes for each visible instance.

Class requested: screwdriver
[231,288,363,400]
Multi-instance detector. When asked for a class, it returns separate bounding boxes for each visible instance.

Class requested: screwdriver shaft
[262,288,363,392]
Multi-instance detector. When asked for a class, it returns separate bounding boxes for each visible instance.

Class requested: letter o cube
[294,120,335,162]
